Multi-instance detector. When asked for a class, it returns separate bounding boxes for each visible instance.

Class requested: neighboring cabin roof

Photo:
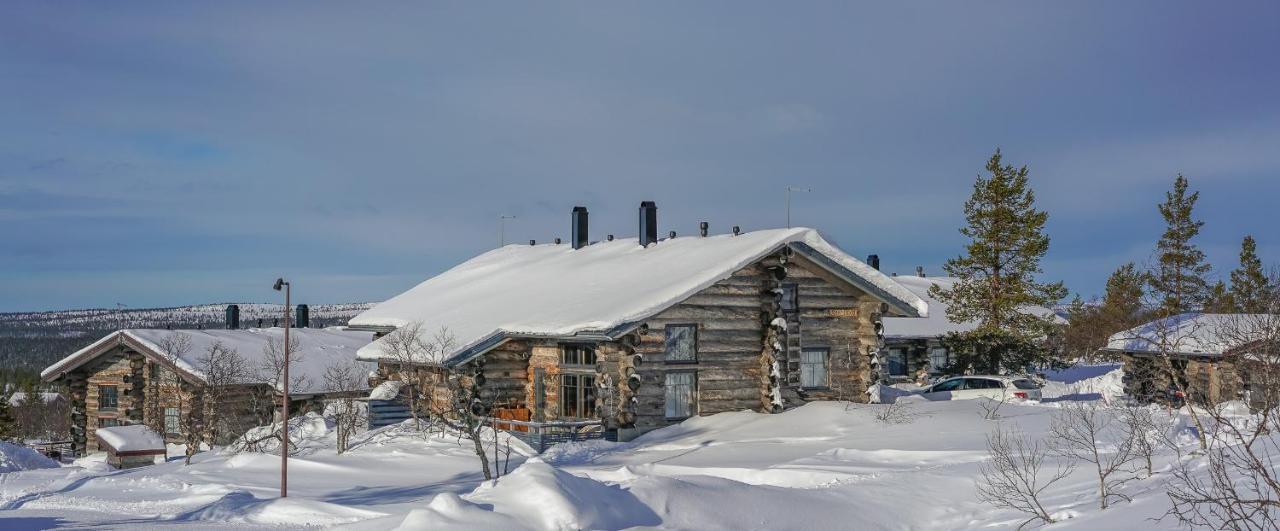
[880,276,1066,340]
[349,227,928,367]
[1103,313,1274,357]
[41,327,376,395]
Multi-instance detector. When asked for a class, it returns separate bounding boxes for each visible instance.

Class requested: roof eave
[787,242,923,317]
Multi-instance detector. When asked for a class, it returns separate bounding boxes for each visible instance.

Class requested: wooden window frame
[664,369,698,420]
[800,347,830,390]
[99,385,119,411]
[780,282,799,314]
[559,373,597,419]
[559,343,597,368]
[164,407,181,435]
[664,324,699,365]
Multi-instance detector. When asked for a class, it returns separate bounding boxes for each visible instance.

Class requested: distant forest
[0,303,374,391]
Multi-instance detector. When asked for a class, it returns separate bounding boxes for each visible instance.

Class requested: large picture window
[665,324,697,363]
[560,374,596,419]
[665,371,696,419]
[800,348,829,389]
[99,385,119,411]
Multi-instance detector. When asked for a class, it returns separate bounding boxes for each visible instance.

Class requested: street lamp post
[272,277,291,498]
[498,215,516,247]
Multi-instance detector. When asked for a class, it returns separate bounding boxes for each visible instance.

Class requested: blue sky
[2,2,1278,312]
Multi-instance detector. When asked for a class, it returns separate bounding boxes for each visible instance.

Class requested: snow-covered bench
[95,425,166,469]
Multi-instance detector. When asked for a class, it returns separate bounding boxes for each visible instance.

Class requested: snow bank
[368,380,403,400]
[391,493,528,531]
[228,412,334,455]
[466,458,660,531]
[183,491,385,526]
[1042,364,1125,402]
[0,441,59,473]
[96,425,164,453]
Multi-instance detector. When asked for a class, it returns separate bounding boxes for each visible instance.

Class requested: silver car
[919,375,1043,401]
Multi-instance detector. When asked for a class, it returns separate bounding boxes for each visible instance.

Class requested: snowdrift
[0,441,59,473]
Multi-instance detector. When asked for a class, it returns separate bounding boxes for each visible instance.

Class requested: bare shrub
[379,323,455,430]
[873,401,917,425]
[1050,401,1137,509]
[323,360,368,454]
[979,396,1007,421]
[1119,404,1168,478]
[976,427,1075,529]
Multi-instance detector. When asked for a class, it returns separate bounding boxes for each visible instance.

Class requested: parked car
[918,375,1043,402]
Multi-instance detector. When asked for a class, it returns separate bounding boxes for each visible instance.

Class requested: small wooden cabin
[1102,313,1272,406]
[42,322,375,457]
[348,203,928,439]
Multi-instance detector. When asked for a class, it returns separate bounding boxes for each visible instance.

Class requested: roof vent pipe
[571,206,588,250]
[867,254,880,271]
[295,304,309,329]
[555,237,562,245]
[699,222,708,237]
[225,304,240,330]
[529,239,536,245]
[916,266,925,277]
[638,201,658,246]
[606,234,614,242]
[668,230,676,239]
[732,225,741,236]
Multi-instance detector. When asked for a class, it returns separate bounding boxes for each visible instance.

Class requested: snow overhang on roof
[349,227,928,367]
[42,327,376,394]
[1101,313,1277,358]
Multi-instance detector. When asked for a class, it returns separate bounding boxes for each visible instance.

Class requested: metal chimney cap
[606,234,614,241]
[554,237,562,244]
[731,225,741,236]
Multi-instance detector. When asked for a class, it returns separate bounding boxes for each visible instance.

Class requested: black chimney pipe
[296,304,310,329]
[638,201,657,246]
[867,254,880,271]
[699,222,709,237]
[571,206,588,250]
[225,304,240,330]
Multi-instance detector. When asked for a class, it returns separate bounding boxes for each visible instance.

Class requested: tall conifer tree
[1229,235,1272,313]
[1148,174,1210,315]
[931,150,1067,372]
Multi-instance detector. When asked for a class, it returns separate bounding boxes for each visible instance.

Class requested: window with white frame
[800,348,829,388]
[665,372,696,419]
[98,385,119,411]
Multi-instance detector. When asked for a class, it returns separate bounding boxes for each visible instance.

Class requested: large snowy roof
[880,276,1066,340]
[1103,313,1274,357]
[42,327,376,395]
[349,228,927,366]
[96,425,165,453]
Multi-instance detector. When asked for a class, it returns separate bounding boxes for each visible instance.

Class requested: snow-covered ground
[0,366,1256,529]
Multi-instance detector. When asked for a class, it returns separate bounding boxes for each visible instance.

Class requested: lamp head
[273,278,285,291]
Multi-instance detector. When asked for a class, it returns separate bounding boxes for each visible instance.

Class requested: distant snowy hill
[0,302,377,376]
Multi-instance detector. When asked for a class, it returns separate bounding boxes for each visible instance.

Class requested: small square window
[99,417,121,428]
[665,372,696,419]
[560,345,596,366]
[780,283,799,313]
[929,347,949,372]
[800,348,829,389]
[99,385,119,411]
[665,325,697,363]
[164,407,181,435]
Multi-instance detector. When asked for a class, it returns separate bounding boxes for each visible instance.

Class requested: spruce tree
[0,387,16,441]
[1204,281,1235,314]
[1099,262,1146,328]
[931,150,1067,372]
[1230,235,1272,313]
[1148,174,1211,316]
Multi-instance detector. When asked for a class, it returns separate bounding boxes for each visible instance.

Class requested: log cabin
[41,309,375,456]
[1102,312,1274,407]
[880,274,1066,384]
[348,202,929,441]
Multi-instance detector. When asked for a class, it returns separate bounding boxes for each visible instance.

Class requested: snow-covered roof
[350,228,927,366]
[42,327,376,395]
[7,392,62,406]
[880,276,1066,340]
[1103,313,1273,357]
[95,425,165,453]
